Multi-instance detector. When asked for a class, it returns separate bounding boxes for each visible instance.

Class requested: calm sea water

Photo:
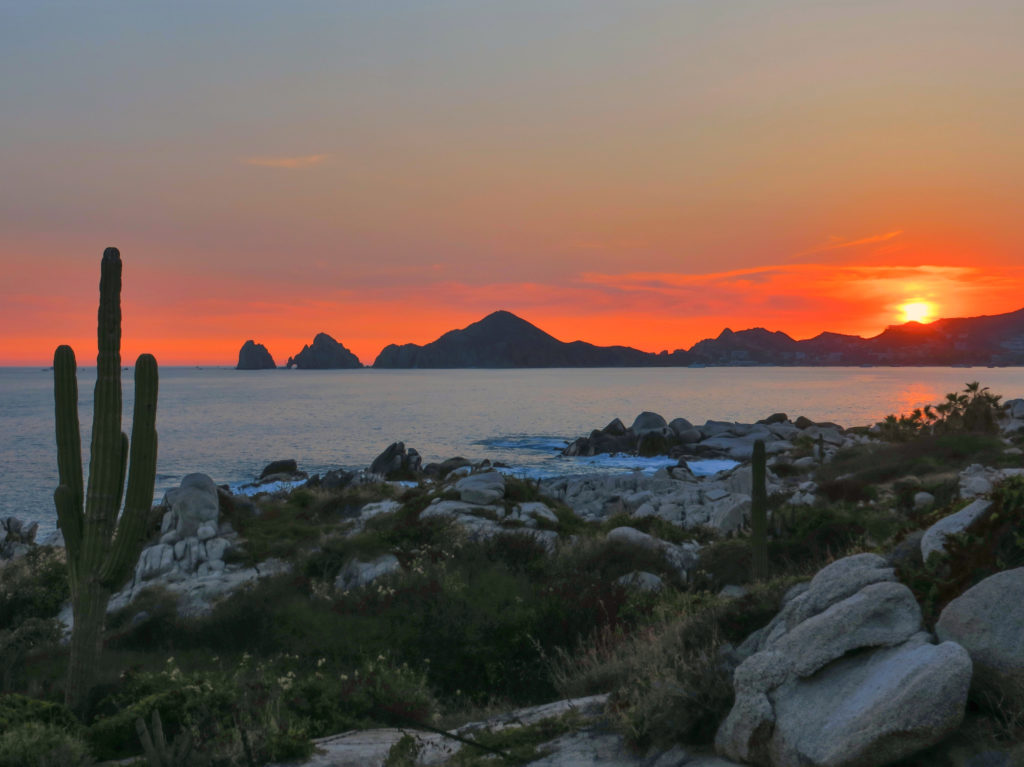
[3,366,1023,539]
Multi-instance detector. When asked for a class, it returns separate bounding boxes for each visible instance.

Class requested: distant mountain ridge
[371,307,1024,368]
[373,310,654,368]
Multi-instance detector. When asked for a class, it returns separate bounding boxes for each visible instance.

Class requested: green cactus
[53,247,159,714]
[751,438,768,581]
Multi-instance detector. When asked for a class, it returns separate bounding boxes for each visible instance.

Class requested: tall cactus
[54,247,159,715]
[751,438,769,582]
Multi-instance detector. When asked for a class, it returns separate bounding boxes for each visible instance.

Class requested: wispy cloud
[790,230,904,260]
[241,154,331,169]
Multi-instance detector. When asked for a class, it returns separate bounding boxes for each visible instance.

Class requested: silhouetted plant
[750,439,769,581]
[53,248,159,714]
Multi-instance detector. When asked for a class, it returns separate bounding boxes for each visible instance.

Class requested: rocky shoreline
[5,395,1024,765]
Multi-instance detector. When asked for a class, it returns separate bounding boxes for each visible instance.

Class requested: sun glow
[898,300,936,324]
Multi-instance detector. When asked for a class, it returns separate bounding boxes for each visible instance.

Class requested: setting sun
[899,301,936,324]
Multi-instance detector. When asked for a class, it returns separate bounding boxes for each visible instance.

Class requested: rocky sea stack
[287,333,362,369]
[235,340,276,370]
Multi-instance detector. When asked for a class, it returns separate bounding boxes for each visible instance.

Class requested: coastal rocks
[161,473,220,539]
[286,332,362,369]
[1,516,39,560]
[562,410,856,463]
[717,553,971,766]
[259,459,299,480]
[540,465,769,534]
[936,567,1024,704]
[606,526,699,581]
[370,442,422,479]
[920,498,992,562]
[455,471,505,505]
[235,340,276,370]
[958,464,1024,499]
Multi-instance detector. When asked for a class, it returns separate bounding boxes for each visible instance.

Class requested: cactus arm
[84,248,125,553]
[119,431,129,508]
[53,344,84,559]
[100,354,159,590]
[751,439,769,581]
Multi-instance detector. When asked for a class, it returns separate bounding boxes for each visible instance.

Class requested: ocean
[3,365,1023,539]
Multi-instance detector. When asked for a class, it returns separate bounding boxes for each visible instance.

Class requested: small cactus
[54,247,159,714]
[136,709,193,767]
[751,439,768,581]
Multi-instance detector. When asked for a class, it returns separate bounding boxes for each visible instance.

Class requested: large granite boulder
[630,411,668,435]
[455,471,506,505]
[920,498,992,562]
[287,333,362,369]
[236,340,276,370]
[937,567,1024,704]
[717,553,971,766]
[162,473,220,539]
[369,442,422,479]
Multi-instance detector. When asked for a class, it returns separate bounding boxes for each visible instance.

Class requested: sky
[2,1,1023,366]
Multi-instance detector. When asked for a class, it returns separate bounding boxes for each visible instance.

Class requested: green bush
[0,694,81,735]
[0,619,64,692]
[0,547,69,630]
[552,578,797,748]
[0,722,92,767]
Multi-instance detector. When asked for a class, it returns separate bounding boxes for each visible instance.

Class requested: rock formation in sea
[287,333,363,369]
[372,310,662,368]
[236,340,277,370]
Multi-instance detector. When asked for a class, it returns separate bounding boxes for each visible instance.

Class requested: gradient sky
[3,1,1023,365]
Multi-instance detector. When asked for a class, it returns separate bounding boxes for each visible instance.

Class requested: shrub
[551,578,797,748]
[0,618,64,692]
[0,722,93,767]
[0,547,69,630]
[0,694,82,735]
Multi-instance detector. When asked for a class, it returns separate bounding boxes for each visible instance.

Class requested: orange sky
[2,2,1023,366]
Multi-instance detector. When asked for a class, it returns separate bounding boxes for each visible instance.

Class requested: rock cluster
[564,411,859,461]
[716,553,972,767]
[235,339,276,370]
[107,473,287,618]
[541,464,774,534]
[369,442,422,479]
[0,516,39,560]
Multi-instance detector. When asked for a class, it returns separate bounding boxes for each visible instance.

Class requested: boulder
[136,544,176,581]
[335,554,401,591]
[603,417,628,435]
[630,411,668,435]
[236,340,276,370]
[259,459,298,479]
[936,567,1024,703]
[718,553,970,767]
[455,471,506,505]
[920,499,992,562]
[369,442,422,479]
[668,417,694,436]
[767,635,971,767]
[913,491,935,510]
[0,517,39,559]
[616,571,664,592]
[163,473,220,538]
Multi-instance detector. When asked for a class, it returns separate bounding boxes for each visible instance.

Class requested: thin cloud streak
[241,154,331,169]
[790,230,904,260]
